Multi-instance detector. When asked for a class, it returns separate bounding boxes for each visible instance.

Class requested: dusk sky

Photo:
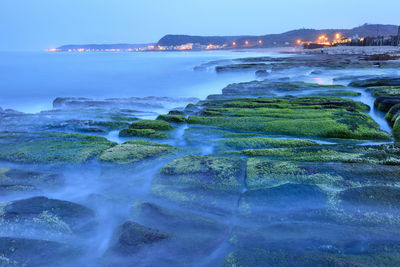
[1,0,399,51]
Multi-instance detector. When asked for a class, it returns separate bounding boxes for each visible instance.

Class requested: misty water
[1,51,400,266]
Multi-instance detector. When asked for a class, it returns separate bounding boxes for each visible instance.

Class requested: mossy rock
[157,155,245,192]
[119,119,174,139]
[394,116,400,140]
[1,196,96,234]
[385,104,400,126]
[338,186,400,213]
[366,86,400,98]
[152,155,246,215]
[217,137,317,151]
[0,237,81,266]
[230,144,400,165]
[129,119,173,131]
[222,248,400,267]
[349,77,400,87]
[374,96,400,112]
[168,110,185,116]
[216,63,267,73]
[186,97,389,141]
[0,168,64,194]
[156,114,186,123]
[99,140,175,164]
[131,201,225,233]
[245,158,344,190]
[119,128,169,139]
[221,81,345,96]
[0,132,116,164]
[238,183,327,218]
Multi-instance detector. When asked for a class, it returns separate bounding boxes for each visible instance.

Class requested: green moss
[0,168,63,188]
[311,91,361,97]
[338,186,400,212]
[222,248,400,267]
[187,97,389,141]
[129,119,173,130]
[246,158,344,190]
[394,117,400,140]
[119,119,174,139]
[349,77,400,87]
[99,140,174,164]
[157,155,245,192]
[230,144,400,165]
[156,114,186,123]
[366,86,400,97]
[0,132,116,164]
[119,128,169,139]
[217,137,317,150]
[188,115,389,141]
[385,104,400,125]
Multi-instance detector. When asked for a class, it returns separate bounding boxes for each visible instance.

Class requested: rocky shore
[1,52,400,266]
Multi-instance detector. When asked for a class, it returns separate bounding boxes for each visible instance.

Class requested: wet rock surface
[2,53,400,266]
[111,221,171,255]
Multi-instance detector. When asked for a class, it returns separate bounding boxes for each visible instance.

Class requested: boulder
[112,221,170,255]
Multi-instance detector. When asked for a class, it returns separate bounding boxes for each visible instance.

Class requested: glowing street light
[232,41,236,46]
[336,33,341,39]
[245,40,249,45]
[258,40,262,44]
[297,39,301,44]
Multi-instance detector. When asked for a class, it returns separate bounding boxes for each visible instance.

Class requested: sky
[1,0,399,51]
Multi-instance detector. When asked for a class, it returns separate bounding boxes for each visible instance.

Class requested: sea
[0,50,273,113]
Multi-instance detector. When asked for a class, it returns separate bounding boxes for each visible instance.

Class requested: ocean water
[0,51,272,113]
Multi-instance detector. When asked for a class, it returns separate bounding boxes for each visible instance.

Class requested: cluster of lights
[297,33,350,46]
[47,39,265,53]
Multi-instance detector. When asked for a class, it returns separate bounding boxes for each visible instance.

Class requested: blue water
[0,51,270,113]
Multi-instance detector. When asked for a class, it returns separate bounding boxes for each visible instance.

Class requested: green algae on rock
[187,97,390,141]
[0,196,96,234]
[156,114,186,123]
[0,132,116,164]
[222,248,400,267]
[217,137,317,151]
[99,140,175,164]
[236,144,400,165]
[0,168,64,194]
[151,155,246,215]
[245,158,344,190]
[349,77,400,88]
[338,186,400,213]
[0,237,81,266]
[119,128,169,139]
[119,119,174,139]
[157,155,245,192]
[129,119,173,130]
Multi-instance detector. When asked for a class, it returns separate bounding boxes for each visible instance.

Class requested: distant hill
[157,24,399,47]
[157,35,246,46]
